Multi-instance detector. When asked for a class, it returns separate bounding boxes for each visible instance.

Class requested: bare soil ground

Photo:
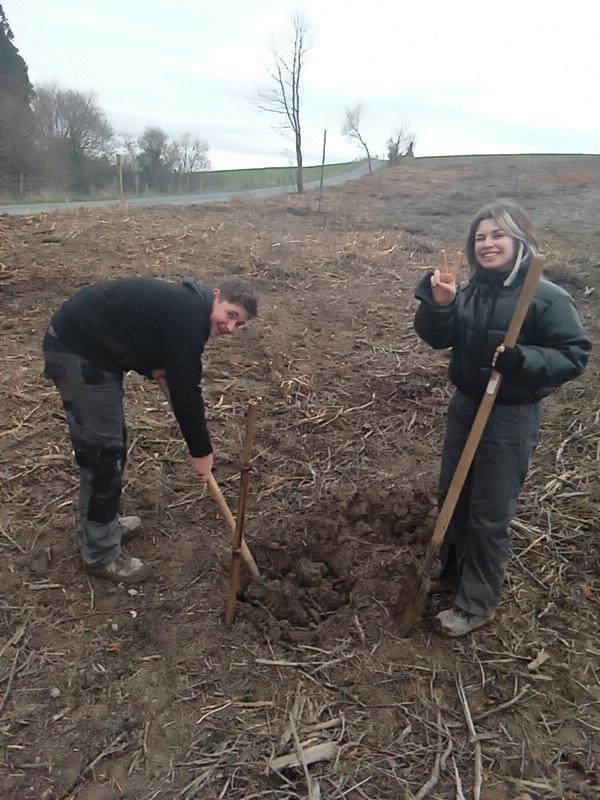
[1,155,599,800]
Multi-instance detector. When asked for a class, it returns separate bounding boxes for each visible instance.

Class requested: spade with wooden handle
[225,400,257,624]
[156,375,260,578]
[394,254,546,636]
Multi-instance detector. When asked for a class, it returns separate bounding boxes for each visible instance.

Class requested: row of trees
[0,6,209,198]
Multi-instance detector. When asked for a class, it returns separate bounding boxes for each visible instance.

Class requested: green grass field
[184,160,369,193]
[0,160,372,206]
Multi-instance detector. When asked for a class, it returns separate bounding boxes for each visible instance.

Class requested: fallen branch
[456,673,482,800]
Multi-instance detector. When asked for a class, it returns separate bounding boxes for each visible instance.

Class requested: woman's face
[474,218,518,271]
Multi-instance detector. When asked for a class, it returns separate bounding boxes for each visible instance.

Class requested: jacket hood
[182,278,214,308]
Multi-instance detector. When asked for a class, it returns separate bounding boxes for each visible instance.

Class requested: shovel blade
[394,568,429,637]
[393,542,440,637]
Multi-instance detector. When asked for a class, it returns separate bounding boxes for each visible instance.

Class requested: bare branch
[342,104,372,174]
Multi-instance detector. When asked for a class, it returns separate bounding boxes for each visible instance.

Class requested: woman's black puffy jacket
[414,261,591,405]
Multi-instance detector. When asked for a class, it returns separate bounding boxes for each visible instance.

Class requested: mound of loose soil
[1,155,599,799]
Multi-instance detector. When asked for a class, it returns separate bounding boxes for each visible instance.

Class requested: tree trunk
[295,133,303,194]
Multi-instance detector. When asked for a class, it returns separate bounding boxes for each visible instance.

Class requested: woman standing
[414,202,591,637]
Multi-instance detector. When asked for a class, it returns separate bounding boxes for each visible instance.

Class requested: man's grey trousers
[43,347,126,566]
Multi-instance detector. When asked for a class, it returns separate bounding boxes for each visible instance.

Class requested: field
[1,155,599,799]
[0,160,369,207]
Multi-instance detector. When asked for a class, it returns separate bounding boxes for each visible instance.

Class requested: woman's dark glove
[494,346,524,376]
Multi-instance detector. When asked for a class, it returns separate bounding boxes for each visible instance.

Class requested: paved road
[0,160,385,216]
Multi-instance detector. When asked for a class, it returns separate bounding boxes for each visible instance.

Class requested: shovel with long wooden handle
[395,254,546,636]
[225,400,257,624]
[156,375,260,578]
[207,473,260,578]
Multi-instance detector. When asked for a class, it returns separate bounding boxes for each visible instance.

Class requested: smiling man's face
[209,290,251,337]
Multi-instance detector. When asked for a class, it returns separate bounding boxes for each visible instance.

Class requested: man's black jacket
[45,277,214,457]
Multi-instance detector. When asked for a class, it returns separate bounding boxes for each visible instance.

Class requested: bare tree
[32,84,113,194]
[136,126,173,192]
[342,104,373,174]
[114,130,210,195]
[387,123,416,166]
[114,134,142,194]
[258,11,311,194]
[174,133,210,191]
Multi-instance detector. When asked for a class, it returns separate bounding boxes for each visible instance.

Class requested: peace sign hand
[430,249,461,306]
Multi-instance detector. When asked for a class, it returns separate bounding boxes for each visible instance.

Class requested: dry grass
[0,155,599,799]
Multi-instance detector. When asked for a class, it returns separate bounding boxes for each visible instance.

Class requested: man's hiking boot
[427,577,456,595]
[119,515,143,542]
[85,550,151,584]
[434,606,495,638]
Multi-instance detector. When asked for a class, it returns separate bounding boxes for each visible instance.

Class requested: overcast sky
[4,0,599,171]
